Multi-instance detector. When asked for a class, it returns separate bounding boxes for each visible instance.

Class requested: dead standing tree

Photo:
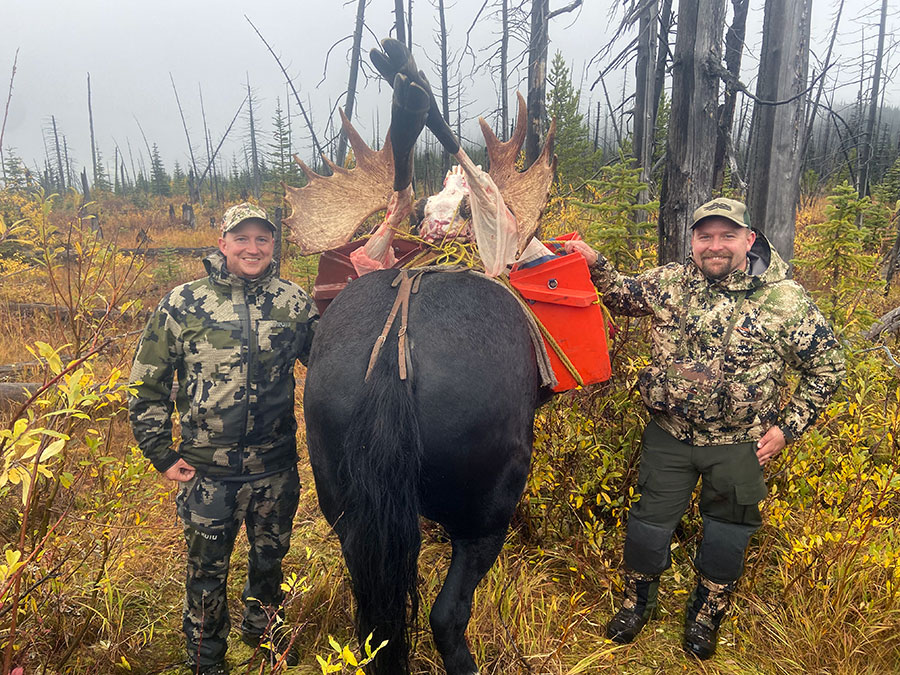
[246,75,262,200]
[658,0,726,263]
[437,0,452,174]
[526,0,582,165]
[394,0,407,44]
[745,0,811,263]
[712,0,749,192]
[0,48,17,184]
[857,0,889,202]
[336,0,367,167]
[87,73,99,189]
[246,16,330,174]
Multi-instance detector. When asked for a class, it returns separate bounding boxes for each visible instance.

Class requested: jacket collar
[203,251,276,290]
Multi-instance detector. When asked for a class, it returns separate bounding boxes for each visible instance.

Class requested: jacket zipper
[237,282,252,475]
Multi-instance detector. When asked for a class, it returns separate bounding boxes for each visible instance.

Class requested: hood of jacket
[688,228,788,292]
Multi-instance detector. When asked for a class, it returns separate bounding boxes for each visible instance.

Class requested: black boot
[606,570,660,644]
[683,575,735,660]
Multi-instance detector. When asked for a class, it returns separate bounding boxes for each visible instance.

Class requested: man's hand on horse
[563,239,599,266]
[756,426,786,466]
[164,457,196,482]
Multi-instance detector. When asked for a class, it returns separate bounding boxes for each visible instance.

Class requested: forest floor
[1,190,899,674]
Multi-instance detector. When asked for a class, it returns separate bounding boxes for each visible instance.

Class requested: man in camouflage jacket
[129,203,317,674]
[566,198,844,659]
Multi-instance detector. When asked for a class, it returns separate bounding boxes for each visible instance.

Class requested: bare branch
[198,95,248,185]
[711,59,834,107]
[548,0,583,20]
[169,72,200,179]
[0,47,19,184]
[245,15,329,169]
[318,35,354,87]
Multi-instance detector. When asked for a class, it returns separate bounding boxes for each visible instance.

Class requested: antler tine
[477,91,557,252]
[340,108,385,170]
[478,92,528,169]
[293,154,326,182]
[320,155,347,176]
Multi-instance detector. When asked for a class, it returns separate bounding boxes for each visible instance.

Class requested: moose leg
[430,529,506,675]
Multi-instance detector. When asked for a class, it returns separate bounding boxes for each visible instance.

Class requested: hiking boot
[241,626,300,667]
[606,570,660,644]
[683,575,735,660]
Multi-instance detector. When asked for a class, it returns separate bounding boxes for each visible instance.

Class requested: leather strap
[365,269,425,382]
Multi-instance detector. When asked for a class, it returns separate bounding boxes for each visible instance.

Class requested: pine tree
[2,148,30,190]
[92,148,111,192]
[149,144,171,196]
[546,52,601,188]
[267,98,302,188]
[172,161,187,195]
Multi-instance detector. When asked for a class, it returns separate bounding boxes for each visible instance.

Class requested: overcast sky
[2,0,896,180]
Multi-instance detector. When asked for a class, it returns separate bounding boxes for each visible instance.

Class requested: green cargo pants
[624,420,768,583]
[176,467,300,667]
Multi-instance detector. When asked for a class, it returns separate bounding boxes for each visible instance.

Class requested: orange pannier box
[509,243,611,392]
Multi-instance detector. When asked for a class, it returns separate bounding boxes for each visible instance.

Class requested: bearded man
[565,197,844,659]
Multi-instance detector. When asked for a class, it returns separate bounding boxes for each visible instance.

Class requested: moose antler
[283,110,395,254]
[479,92,557,253]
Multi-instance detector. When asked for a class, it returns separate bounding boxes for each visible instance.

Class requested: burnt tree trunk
[745,0,811,263]
[52,115,66,192]
[657,0,726,263]
[336,0,367,167]
[182,203,196,229]
[87,73,99,189]
[712,0,748,191]
[274,206,283,277]
[80,168,91,201]
[634,0,659,219]
[438,0,452,175]
[394,0,406,44]
[857,0,888,201]
[247,77,261,199]
[526,0,549,165]
[501,0,510,140]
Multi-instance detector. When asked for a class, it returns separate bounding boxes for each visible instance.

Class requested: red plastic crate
[510,249,611,392]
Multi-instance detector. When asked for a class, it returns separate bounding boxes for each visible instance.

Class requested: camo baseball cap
[691,197,751,229]
[220,202,275,235]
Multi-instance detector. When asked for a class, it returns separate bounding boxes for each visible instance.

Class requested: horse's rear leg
[429,530,506,675]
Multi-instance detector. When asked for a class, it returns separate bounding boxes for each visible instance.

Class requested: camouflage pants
[624,420,768,583]
[176,467,300,666]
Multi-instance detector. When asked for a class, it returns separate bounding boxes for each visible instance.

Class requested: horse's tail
[338,353,422,675]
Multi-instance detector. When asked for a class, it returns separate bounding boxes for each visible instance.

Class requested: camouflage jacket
[589,233,844,445]
[129,252,317,477]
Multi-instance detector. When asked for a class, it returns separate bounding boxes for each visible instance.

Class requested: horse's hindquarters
[303,269,539,674]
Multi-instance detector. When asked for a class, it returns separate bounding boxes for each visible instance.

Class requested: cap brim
[691,215,749,229]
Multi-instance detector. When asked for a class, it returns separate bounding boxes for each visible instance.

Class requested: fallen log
[118,246,217,257]
[0,360,53,378]
[865,305,900,341]
[0,383,41,407]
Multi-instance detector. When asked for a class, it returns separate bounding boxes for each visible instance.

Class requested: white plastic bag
[455,151,519,277]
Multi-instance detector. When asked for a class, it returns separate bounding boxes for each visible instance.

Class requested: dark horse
[304,268,542,674]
